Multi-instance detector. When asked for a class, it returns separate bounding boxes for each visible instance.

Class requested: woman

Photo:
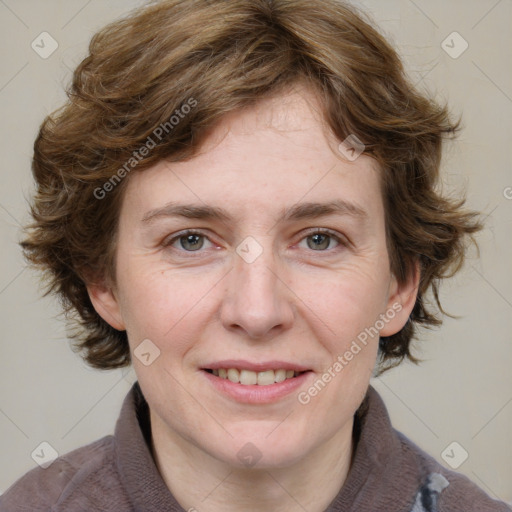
[1,0,509,510]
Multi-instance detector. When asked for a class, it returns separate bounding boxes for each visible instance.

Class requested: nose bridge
[220,236,293,338]
[236,243,278,299]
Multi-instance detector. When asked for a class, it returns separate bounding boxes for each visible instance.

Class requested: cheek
[117,262,217,351]
[292,267,390,339]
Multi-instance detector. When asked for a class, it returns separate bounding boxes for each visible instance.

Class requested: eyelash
[162,228,348,255]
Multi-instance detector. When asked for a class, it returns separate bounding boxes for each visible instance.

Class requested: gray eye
[180,234,205,251]
[306,233,333,251]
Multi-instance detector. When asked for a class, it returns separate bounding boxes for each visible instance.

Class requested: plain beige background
[0,0,511,504]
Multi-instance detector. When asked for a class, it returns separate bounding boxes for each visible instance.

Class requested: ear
[379,259,420,337]
[87,280,126,331]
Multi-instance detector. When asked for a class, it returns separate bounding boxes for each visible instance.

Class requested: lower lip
[201,370,313,404]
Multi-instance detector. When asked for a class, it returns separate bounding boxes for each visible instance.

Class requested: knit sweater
[1,383,510,512]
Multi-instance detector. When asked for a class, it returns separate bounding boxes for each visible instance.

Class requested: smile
[204,368,306,385]
[201,361,314,403]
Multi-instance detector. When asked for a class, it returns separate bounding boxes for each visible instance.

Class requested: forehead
[122,86,384,226]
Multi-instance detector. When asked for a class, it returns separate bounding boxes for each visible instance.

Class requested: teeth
[211,368,302,385]
[227,368,240,383]
[257,370,275,386]
[240,369,257,385]
[274,369,286,383]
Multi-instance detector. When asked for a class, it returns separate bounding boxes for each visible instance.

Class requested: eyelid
[297,227,350,248]
[162,229,216,250]
[162,227,350,255]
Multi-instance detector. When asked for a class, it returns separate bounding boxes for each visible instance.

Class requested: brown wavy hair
[21,0,481,372]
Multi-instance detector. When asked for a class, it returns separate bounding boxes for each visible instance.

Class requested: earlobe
[379,260,420,337]
[87,282,126,331]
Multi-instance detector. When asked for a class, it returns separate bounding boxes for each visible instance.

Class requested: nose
[219,244,295,340]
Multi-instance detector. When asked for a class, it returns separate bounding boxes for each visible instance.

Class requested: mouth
[200,362,313,403]
[203,368,309,386]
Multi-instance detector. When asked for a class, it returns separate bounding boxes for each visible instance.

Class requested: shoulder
[395,430,511,512]
[439,470,511,512]
[0,435,132,512]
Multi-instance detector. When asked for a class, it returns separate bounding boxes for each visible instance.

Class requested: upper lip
[202,360,312,372]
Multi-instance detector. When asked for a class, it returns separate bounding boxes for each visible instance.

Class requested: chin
[210,428,312,470]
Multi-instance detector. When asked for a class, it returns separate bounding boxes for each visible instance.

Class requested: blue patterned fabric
[410,473,450,512]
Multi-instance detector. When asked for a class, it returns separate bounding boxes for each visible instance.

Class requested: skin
[89,84,419,512]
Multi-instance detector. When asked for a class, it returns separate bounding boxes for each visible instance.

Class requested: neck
[150,412,354,512]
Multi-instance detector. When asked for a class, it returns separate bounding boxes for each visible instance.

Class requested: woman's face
[90,85,417,469]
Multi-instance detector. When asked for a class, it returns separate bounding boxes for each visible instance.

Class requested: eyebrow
[141,199,368,225]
